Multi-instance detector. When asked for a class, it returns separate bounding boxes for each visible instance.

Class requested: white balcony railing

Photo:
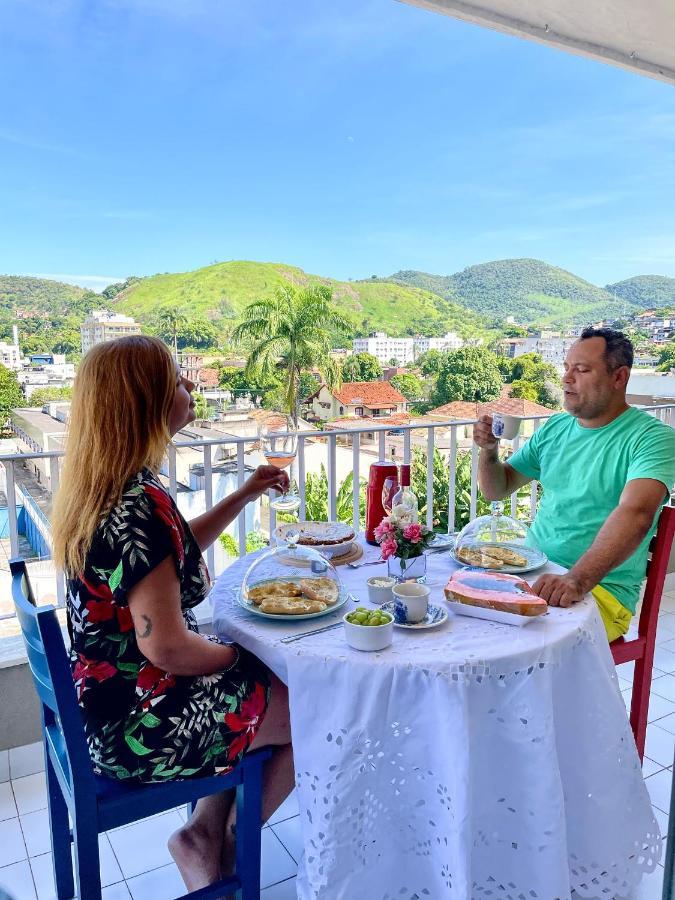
[0,403,673,623]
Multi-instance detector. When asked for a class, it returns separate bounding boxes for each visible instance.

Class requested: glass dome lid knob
[284,529,300,548]
[491,501,504,517]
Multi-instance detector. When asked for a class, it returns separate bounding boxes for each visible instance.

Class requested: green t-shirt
[508,406,675,613]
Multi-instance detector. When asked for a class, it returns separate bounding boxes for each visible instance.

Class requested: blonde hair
[52,335,177,576]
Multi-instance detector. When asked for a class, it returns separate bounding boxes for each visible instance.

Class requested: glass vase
[387,553,427,583]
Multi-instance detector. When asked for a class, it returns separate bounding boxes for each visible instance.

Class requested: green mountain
[115,260,491,340]
[0,275,86,317]
[390,259,636,327]
[605,275,675,310]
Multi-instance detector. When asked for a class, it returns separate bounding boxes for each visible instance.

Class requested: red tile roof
[333,381,406,406]
[429,395,554,420]
[325,413,411,431]
[198,367,219,387]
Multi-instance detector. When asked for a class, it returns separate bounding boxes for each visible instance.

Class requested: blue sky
[1,0,674,291]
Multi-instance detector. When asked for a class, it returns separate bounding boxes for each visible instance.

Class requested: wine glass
[259,415,300,512]
[382,475,399,516]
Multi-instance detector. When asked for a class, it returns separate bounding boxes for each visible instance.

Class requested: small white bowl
[366,575,396,605]
[343,611,394,652]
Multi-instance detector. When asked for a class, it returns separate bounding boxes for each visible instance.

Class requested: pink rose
[380,538,398,560]
[403,523,423,544]
[374,519,395,542]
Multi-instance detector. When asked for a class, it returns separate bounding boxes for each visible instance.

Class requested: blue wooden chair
[10,557,271,900]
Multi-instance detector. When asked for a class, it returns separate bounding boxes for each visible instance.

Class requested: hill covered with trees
[113,260,491,344]
[389,259,648,327]
[0,276,89,316]
[605,275,675,309]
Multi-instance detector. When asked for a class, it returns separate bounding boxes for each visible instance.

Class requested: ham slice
[444,570,548,617]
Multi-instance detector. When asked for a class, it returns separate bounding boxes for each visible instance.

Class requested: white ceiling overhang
[399,0,675,85]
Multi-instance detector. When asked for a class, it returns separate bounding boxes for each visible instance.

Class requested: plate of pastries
[239,576,348,620]
[451,542,547,574]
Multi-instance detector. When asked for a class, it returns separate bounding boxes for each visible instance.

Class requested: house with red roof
[305,381,407,422]
[427,387,555,440]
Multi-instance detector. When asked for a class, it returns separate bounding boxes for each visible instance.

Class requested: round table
[211,538,660,899]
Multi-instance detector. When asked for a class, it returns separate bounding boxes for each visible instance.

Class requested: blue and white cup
[491,413,522,441]
[391,582,430,624]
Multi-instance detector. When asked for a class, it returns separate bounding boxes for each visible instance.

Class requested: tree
[298,372,319,402]
[341,352,382,383]
[192,393,210,419]
[278,465,366,528]
[155,308,188,356]
[28,387,73,407]
[416,349,448,376]
[179,317,220,350]
[0,365,24,424]
[219,531,269,557]
[218,365,280,406]
[232,285,351,423]
[430,347,502,407]
[657,343,675,372]
[502,353,562,409]
[410,447,533,533]
[390,373,424,402]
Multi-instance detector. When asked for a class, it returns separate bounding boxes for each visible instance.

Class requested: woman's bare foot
[168,822,222,892]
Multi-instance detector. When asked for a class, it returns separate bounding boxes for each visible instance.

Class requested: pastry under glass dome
[240,529,345,611]
[453,502,545,572]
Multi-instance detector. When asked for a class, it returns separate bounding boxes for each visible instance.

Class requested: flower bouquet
[374,505,435,581]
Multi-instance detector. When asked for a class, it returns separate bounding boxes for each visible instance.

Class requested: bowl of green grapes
[343,607,394,651]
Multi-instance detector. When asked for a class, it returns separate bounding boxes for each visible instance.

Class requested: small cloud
[347,136,355,143]
[27,273,124,291]
[0,129,90,160]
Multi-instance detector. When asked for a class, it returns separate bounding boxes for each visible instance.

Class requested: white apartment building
[0,342,22,371]
[513,333,576,371]
[352,330,464,366]
[352,332,415,366]
[80,310,142,354]
[18,360,76,400]
[413,332,464,355]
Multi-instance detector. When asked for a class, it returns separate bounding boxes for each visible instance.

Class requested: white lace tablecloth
[210,537,660,900]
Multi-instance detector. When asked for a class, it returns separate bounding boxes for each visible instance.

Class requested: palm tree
[156,308,188,357]
[231,285,351,423]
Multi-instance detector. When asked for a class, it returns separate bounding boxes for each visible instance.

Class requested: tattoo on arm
[139,615,153,639]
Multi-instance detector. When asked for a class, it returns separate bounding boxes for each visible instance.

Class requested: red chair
[610,504,675,761]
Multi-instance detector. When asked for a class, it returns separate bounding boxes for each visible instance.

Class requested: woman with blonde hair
[52,335,294,892]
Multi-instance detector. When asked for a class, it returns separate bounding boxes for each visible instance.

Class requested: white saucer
[380,601,449,630]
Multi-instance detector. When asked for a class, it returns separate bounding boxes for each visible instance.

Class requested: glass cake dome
[240,529,344,609]
[453,501,534,571]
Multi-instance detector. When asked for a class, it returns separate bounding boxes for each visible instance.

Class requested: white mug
[392,582,430,624]
[491,413,522,442]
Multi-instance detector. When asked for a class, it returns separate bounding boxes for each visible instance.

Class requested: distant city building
[510,332,576,371]
[18,357,76,400]
[0,342,22,371]
[352,331,464,366]
[80,310,141,354]
[413,332,464,355]
[352,332,415,366]
[179,353,203,385]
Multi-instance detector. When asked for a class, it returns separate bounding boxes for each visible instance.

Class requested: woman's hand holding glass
[245,465,290,500]
[258,416,301,512]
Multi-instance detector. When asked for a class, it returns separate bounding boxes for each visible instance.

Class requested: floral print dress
[66,468,270,783]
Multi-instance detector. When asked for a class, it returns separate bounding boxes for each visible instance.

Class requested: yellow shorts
[591,584,632,642]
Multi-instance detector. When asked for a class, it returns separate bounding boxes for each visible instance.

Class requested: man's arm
[532,478,667,607]
[474,415,531,500]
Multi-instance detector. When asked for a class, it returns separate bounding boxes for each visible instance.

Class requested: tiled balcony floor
[1,590,675,899]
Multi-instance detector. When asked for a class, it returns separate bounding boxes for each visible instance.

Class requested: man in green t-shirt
[474,327,675,641]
